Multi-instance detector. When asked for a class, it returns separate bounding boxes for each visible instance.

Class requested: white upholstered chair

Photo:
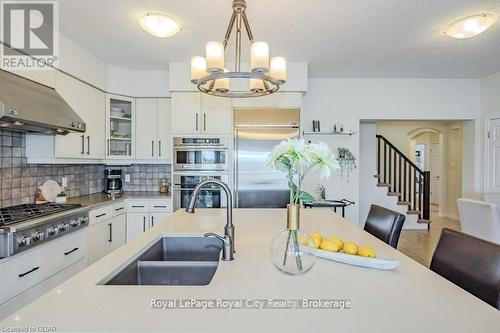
[457,198,500,244]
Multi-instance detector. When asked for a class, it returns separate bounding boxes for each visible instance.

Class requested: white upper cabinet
[135,98,172,161]
[201,94,231,134]
[135,98,157,160]
[106,94,135,159]
[171,92,231,135]
[156,98,172,160]
[171,92,200,135]
[81,84,106,159]
[54,72,105,159]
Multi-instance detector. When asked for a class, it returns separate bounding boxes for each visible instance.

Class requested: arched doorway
[407,128,444,216]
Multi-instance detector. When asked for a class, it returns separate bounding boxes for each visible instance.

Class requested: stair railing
[376,135,430,221]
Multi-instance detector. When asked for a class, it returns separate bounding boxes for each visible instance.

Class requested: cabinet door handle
[87,136,90,155]
[19,266,39,278]
[95,213,107,218]
[203,113,206,131]
[108,223,112,242]
[158,141,162,157]
[132,205,145,208]
[64,247,79,256]
[115,207,124,212]
[107,139,110,156]
[143,217,146,232]
[152,140,154,157]
[151,216,154,227]
[153,205,167,208]
[81,135,85,154]
[195,113,199,131]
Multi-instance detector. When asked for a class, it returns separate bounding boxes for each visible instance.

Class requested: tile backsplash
[0,130,171,208]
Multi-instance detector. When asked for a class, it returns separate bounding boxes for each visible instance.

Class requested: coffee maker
[105,169,123,195]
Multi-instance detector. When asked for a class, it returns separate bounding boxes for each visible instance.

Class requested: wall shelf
[302,130,356,136]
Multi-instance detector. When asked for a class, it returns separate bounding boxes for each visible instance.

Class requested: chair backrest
[457,198,500,244]
[363,204,406,248]
[430,228,500,310]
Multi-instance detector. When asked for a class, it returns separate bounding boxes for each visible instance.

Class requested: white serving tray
[305,247,400,270]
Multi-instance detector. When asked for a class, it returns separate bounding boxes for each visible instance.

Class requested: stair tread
[397,201,411,205]
[377,183,391,187]
[387,192,400,196]
[417,219,432,224]
[407,210,420,215]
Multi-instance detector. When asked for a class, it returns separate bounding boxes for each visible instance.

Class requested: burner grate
[0,203,82,226]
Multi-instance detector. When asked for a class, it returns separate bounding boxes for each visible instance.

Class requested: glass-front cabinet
[106,94,135,159]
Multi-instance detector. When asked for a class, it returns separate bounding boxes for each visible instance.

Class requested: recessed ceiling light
[139,12,181,38]
[445,13,497,39]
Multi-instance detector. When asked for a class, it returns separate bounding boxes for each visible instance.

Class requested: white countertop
[1,209,499,332]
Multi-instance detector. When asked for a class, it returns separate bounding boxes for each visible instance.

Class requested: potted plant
[55,191,67,204]
[267,139,338,275]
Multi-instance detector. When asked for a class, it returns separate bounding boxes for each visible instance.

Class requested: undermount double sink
[105,237,223,286]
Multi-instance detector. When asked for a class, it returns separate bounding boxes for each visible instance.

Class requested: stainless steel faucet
[185,179,234,261]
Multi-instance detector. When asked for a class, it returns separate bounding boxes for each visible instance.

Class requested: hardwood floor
[397,205,461,267]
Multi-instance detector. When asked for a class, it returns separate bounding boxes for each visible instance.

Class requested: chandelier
[190,0,286,98]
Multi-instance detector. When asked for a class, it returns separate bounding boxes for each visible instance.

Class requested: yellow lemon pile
[308,231,377,258]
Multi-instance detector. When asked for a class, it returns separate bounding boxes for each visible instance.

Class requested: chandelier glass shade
[190,0,286,98]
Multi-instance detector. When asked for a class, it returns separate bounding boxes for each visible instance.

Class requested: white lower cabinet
[126,212,150,242]
[86,204,126,265]
[126,198,172,242]
[0,231,86,319]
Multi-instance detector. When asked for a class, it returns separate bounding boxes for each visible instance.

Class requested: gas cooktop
[0,203,82,226]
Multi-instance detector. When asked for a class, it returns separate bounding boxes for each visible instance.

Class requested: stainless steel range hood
[0,70,86,135]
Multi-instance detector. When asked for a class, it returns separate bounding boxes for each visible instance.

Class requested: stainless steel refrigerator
[234,108,300,208]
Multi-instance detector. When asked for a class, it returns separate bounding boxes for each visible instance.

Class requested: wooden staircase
[376,135,431,229]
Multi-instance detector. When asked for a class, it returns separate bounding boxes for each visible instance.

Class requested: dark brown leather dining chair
[430,228,500,310]
[364,204,406,248]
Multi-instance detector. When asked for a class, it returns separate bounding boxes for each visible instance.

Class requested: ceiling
[57,0,500,78]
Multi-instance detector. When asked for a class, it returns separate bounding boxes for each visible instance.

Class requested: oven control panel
[13,213,89,255]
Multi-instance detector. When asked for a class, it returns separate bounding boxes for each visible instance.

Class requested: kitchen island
[1,209,499,332]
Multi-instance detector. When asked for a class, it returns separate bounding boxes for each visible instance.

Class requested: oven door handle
[173,187,222,191]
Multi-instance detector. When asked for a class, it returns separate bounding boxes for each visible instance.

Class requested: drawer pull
[95,213,107,218]
[115,207,124,211]
[64,247,79,256]
[132,205,145,208]
[153,205,167,208]
[19,266,40,278]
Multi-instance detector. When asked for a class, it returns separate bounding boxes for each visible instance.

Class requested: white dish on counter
[305,247,399,270]
[40,180,61,203]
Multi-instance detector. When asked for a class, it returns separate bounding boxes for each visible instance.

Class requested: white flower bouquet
[267,138,338,205]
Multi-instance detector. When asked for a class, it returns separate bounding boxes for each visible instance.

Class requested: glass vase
[270,204,316,275]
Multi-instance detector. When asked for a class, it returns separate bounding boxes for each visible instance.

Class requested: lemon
[343,242,358,255]
[309,232,323,248]
[298,235,315,247]
[329,236,344,250]
[358,246,376,258]
[319,240,341,252]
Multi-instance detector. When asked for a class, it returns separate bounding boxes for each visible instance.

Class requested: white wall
[57,32,107,89]
[481,71,500,196]
[107,66,170,97]
[302,78,480,225]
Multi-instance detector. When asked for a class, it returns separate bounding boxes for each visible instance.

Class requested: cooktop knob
[70,219,79,227]
[59,223,70,232]
[32,231,44,241]
[18,235,31,247]
[48,226,59,236]
[80,217,89,224]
